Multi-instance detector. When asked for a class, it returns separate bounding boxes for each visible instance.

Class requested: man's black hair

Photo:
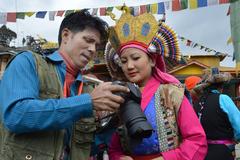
[58,9,108,45]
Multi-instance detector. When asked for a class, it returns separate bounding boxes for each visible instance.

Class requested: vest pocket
[2,143,54,160]
[73,118,96,148]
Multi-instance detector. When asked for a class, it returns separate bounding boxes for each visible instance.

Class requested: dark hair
[207,82,224,92]
[58,9,108,45]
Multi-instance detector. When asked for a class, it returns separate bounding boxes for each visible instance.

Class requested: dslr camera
[112,81,153,139]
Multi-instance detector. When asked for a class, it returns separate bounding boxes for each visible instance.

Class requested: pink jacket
[108,97,207,160]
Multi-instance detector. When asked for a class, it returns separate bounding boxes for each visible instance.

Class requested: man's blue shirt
[0,51,93,134]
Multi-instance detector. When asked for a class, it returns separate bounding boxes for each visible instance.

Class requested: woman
[105,12,207,160]
[193,68,240,160]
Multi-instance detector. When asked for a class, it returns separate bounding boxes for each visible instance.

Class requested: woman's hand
[119,155,134,160]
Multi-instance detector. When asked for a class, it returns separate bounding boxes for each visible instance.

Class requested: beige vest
[118,83,184,154]
[0,52,96,160]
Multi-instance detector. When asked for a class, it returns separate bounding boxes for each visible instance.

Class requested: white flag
[49,11,56,21]
[0,13,7,24]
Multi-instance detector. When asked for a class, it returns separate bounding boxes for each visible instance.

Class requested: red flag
[56,10,65,17]
[100,8,106,16]
[187,40,192,46]
[7,13,16,22]
[140,5,147,14]
[172,0,181,11]
[219,0,229,4]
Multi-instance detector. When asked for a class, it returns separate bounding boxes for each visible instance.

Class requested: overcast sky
[0,0,235,67]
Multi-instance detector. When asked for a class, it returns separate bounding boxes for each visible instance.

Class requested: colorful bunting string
[178,35,230,56]
[0,0,233,24]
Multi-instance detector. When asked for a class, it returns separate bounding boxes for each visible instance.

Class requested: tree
[0,25,17,47]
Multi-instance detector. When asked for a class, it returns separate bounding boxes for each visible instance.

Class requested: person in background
[0,10,129,160]
[104,11,207,160]
[193,68,240,160]
[184,76,202,105]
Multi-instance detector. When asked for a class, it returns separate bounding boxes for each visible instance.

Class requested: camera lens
[112,81,153,139]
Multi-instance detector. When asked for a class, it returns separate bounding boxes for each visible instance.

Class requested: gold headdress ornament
[105,11,182,80]
[109,12,159,51]
[108,12,181,61]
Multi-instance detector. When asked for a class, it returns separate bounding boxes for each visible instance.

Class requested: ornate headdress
[105,12,182,81]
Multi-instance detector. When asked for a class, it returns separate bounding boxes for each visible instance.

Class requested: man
[184,75,202,105]
[193,68,240,160]
[0,10,129,160]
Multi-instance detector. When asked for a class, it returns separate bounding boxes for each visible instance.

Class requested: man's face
[61,27,101,69]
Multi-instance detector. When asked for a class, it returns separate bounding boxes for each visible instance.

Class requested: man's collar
[45,50,63,62]
[46,50,87,82]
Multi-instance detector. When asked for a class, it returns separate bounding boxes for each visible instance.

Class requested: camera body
[112,81,153,139]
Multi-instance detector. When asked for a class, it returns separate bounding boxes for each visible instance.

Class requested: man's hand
[90,82,129,111]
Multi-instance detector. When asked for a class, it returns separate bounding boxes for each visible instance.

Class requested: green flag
[230,0,240,67]
[16,12,25,19]
[181,0,188,9]
[64,10,74,17]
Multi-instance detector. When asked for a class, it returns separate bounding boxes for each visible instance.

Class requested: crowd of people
[0,9,239,160]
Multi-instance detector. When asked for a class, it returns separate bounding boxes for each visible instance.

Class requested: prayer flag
[140,5,147,14]
[172,0,181,11]
[181,0,188,9]
[92,8,98,16]
[133,6,140,16]
[187,40,192,46]
[151,3,158,14]
[198,0,208,7]
[227,37,232,45]
[230,0,240,67]
[7,13,16,22]
[100,8,106,16]
[56,10,65,17]
[106,7,114,12]
[189,0,198,9]
[146,4,151,13]
[49,11,56,21]
[16,12,25,19]
[0,13,7,24]
[25,12,35,17]
[164,1,170,10]
[129,7,134,15]
[36,11,47,18]
[219,0,229,4]
[64,10,74,17]
[207,0,218,6]
[158,2,165,14]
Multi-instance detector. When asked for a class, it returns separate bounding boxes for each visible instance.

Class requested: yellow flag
[189,0,198,9]
[227,37,233,45]
[151,3,158,14]
[25,12,35,17]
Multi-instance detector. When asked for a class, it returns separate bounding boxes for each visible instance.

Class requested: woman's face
[120,48,155,87]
